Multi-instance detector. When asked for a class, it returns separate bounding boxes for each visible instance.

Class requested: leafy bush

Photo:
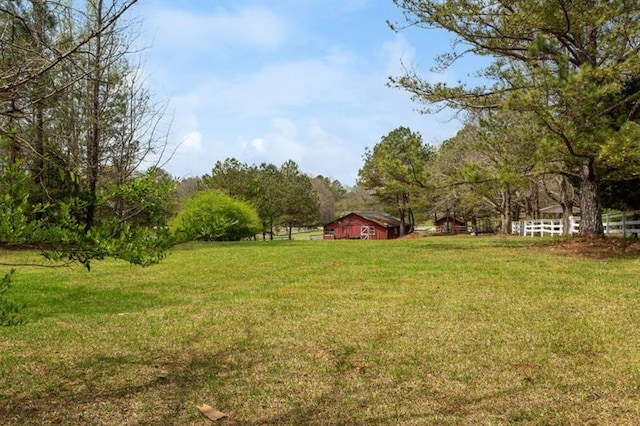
[0,270,25,326]
[98,168,177,228]
[172,190,261,241]
[0,160,38,245]
[0,161,173,270]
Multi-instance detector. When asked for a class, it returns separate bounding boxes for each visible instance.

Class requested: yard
[1,236,639,424]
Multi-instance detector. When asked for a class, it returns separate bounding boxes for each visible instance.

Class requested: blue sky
[133,0,468,185]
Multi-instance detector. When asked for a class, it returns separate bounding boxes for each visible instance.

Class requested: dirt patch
[399,232,482,239]
[547,236,640,259]
[399,232,431,239]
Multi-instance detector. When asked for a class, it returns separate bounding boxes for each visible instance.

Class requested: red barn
[323,212,408,240]
[434,216,467,233]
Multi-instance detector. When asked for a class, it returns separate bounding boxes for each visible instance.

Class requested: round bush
[172,190,261,241]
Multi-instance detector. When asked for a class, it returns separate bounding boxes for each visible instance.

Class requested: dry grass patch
[547,235,640,259]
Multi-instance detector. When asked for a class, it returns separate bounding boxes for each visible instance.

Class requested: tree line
[3,0,639,264]
[359,109,639,237]
[191,159,321,241]
[0,0,172,269]
[198,1,640,238]
[0,0,384,253]
[174,158,385,241]
[387,0,640,236]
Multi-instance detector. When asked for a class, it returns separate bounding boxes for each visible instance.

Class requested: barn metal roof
[328,211,405,228]
[539,205,580,215]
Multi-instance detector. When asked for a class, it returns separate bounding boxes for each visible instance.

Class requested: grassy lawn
[1,236,639,425]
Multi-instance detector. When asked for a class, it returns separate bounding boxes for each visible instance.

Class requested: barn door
[361,225,376,239]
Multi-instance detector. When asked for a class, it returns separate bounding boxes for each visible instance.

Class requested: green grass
[1,236,639,425]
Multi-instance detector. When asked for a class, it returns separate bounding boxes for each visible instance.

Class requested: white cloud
[141,2,467,184]
[234,117,357,182]
[160,38,462,183]
[379,34,459,87]
[251,138,266,153]
[145,4,287,53]
[263,117,304,162]
[303,119,356,179]
[182,131,202,149]
[239,118,306,165]
[380,34,416,76]
[179,51,360,118]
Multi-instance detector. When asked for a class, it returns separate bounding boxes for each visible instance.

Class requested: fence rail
[602,212,640,236]
[436,225,468,234]
[513,211,640,237]
[519,219,565,237]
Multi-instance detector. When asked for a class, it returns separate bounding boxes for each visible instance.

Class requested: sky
[132,0,470,185]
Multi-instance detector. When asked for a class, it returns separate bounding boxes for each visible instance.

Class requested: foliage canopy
[358,127,434,232]
[392,0,640,235]
[171,189,261,242]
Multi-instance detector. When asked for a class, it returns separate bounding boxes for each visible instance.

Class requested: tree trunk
[578,159,603,236]
[397,193,408,236]
[529,180,540,220]
[85,0,104,233]
[33,3,47,208]
[561,201,574,236]
[398,209,406,236]
[560,176,574,236]
[34,107,45,191]
[8,102,20,164]
[407,206,415,233]
[500,187,512,234]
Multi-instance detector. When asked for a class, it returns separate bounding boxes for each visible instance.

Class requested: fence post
[622,212,627,238]
[569,216,575,235]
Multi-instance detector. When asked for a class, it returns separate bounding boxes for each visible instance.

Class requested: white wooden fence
[602,211,640,236]
[514,211,640,237]
[517,219,569,237]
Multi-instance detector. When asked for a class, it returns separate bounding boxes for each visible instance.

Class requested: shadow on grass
[0,343,254,425]
[1,338,530,425]
[254,382,526,425]
[16,284,183,324]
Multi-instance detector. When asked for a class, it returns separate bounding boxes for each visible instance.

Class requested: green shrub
[171,190,261,241]
[0,269,25,326]
[0,160,38,245]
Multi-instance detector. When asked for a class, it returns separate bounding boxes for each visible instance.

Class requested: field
[1,236,639,425]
